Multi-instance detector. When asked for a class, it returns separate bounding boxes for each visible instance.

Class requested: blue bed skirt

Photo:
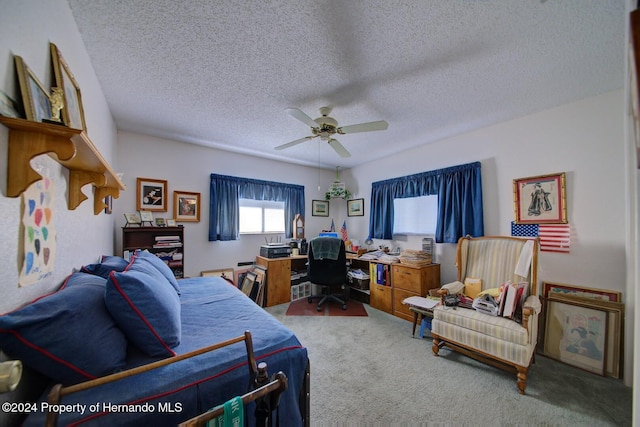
[25,277,308,426]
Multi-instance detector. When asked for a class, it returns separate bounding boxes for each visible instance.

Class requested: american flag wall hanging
[511,222,571,253]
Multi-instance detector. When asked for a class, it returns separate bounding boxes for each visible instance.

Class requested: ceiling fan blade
[274,136,316,151]
[328,138,351,158]
[285,108,319,129]
[338,120,389,134]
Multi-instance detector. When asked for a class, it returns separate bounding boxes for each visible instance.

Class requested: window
[393,195,438,235]
[239,198,285,234]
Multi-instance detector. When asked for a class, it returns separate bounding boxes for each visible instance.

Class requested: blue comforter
[26,277,308,426]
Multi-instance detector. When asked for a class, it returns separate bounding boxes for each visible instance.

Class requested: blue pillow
[134,250,181,295]
[105,257,181,357]
[81,255,129,278]
[0,272,128,385]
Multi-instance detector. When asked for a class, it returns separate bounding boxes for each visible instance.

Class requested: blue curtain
[368,161,483,243]
[209,174,305,241]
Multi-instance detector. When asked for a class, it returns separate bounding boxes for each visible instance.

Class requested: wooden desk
[255,255,309,307]
[256,254,441,322]
[255,254,358,307]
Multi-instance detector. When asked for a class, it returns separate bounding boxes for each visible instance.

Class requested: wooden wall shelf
[1,116,126,214]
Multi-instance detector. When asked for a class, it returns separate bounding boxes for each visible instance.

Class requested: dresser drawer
[370,283,392,314]
[392,265,423,293]
[393,287,418,321]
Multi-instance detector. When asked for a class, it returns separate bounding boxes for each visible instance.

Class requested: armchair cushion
[433,306,529,346]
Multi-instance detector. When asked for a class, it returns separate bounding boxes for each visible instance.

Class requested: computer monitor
[318,232,339,238]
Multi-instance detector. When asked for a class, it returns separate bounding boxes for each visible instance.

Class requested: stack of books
[153,235,182,248]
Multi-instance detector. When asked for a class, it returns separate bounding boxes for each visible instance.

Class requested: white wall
[350,90,632,383]
[0,0,118,312]
[114,131,341,275]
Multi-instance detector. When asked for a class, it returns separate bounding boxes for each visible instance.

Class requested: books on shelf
[153,235,182,248]
[155,235,181,241]
[369,262,390,286]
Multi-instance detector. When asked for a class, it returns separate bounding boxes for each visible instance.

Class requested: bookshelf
[122,226,185,278]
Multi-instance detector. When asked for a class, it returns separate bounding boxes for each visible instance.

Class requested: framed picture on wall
[174,191,200,222]
[513,172,567,224]
[312,200,329,217]
[136,178,168,211]
[347,198,364,216]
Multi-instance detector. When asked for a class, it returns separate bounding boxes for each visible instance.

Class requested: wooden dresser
[391,263,441,321]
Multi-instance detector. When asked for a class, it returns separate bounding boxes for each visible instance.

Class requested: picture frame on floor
[543,297,608,376]
[240,271,257,298]
[545,292,624,379]
[542,281,621,302]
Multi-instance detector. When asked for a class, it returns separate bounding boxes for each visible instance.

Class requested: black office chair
[307,237,349,311]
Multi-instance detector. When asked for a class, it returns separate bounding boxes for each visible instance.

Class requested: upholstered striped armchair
[431,235,540,394]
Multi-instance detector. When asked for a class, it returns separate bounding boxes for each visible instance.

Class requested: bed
[0,253,309,426]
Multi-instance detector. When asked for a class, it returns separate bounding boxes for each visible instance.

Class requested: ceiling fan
[275,107,388,158]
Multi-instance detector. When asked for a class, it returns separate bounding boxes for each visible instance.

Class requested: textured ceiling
[67,0,625,169]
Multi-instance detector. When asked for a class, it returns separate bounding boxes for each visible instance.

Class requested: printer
[260,244,291,259]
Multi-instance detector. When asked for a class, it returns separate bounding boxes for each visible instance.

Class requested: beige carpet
[265,302,632,426]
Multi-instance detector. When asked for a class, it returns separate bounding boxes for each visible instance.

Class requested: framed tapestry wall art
[513,172,567,224]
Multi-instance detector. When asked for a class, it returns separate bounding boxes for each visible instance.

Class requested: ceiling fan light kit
[276,106,388,158]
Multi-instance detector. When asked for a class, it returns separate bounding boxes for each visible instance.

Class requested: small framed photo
[50,43,87,131]
[14,56,52,123]
[136,178,168,211]
[124,212,141,226]
[312,200,329,217]
[139,210,154,223]
[166,219,176,227]
[155,217,166,227]
[543,297,608,376]
[174,191,200,222]
[513,172,567,224]
[347,198,364,217]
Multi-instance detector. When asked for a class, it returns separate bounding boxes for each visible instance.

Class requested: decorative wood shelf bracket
[1,116,126,214]
[5,123,76,197]
[68,169,106,210]
[94,185,121,215]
